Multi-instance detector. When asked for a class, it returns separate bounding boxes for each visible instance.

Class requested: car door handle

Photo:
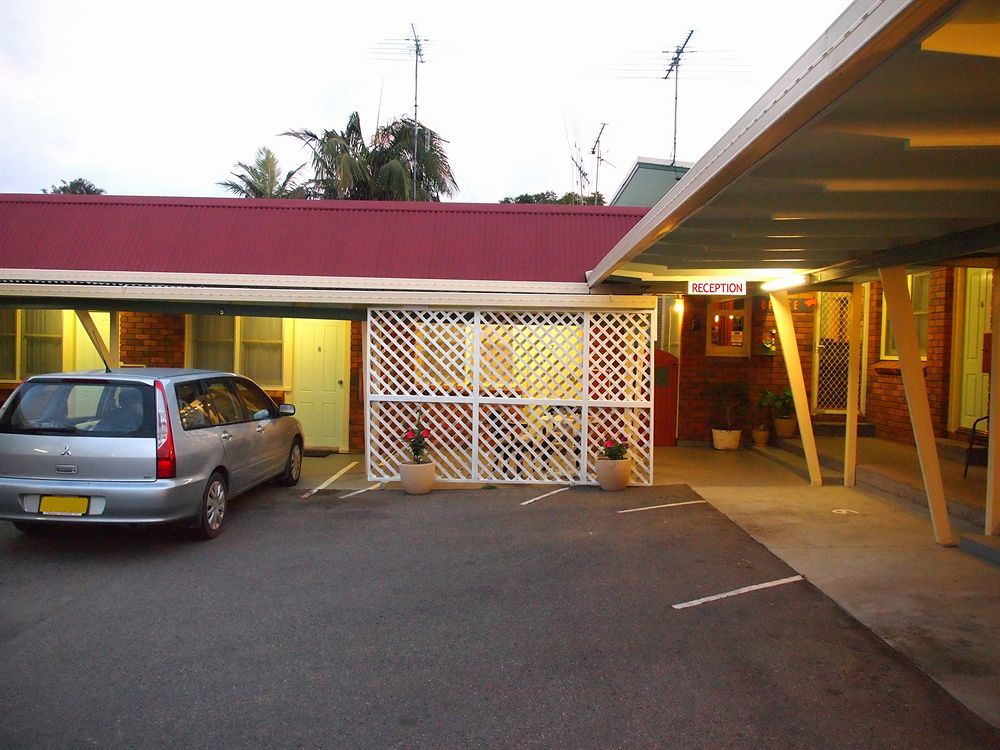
[256,424,265,432]
[221,431,232,441]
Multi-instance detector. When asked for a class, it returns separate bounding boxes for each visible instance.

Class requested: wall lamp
[760,274,808,292]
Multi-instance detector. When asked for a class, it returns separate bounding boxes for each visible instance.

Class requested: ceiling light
[761,275,808,292]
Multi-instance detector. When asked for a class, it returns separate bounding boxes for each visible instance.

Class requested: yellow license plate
[39,495,89,516]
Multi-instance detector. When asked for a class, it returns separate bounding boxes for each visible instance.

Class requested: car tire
[192,471,227,540]
[12,520,47,535]
[276,438,303,487]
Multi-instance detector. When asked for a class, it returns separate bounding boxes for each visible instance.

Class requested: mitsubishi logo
[61,446,72,456]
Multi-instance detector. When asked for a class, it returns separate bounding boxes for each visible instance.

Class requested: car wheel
[276,438,303,487]
[12,520,47,535]
[193,471,227,540]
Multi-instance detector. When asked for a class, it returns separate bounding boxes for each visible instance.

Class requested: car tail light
[154,380,176,479]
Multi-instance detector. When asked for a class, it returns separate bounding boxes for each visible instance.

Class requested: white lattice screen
[367,308,653,485]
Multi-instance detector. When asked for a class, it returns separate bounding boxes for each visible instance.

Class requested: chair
[964,416,989,477]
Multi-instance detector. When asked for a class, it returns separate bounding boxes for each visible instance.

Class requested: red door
[653,349,678,446]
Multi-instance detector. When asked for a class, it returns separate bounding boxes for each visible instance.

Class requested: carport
[589,0,1000,544]
[0,198,655,486]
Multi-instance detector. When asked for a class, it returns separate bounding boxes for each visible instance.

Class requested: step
[812,421,876,437]
[749,444,843,484]
[960,534,1000,568]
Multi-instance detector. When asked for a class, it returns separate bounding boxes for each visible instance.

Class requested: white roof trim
[587,0,956,285]
[0,268,591,295]
[0,282,655,311]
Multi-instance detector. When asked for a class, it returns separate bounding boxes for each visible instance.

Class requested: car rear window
[0,380,155,438]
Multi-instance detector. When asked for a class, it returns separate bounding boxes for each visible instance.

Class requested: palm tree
[218,147,306,199]
[283,112,457,201]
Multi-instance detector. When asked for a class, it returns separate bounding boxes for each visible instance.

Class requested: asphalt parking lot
[1,482,996,749]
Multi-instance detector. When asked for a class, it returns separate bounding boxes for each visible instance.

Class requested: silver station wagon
[0,369,304,539]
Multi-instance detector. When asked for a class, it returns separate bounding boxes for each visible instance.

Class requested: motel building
[1,0,998,545]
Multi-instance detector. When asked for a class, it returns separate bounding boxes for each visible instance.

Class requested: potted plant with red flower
[595,437,631,491]
[400,416,435,495]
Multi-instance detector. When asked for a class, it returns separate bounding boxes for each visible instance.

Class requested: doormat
[304,449,333,458]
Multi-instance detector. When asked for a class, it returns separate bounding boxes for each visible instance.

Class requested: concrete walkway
[298,446,1000,728]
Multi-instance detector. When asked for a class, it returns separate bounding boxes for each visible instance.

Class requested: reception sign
[687,279,746,295]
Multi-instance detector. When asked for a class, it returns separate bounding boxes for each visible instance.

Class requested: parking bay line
[339,483,380,499]
[672,575,805,610]
[300,461,359,499]
[521,487,570,506]
[617,500,708,514]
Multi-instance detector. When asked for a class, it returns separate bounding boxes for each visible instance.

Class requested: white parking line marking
[339,483,380,499]
[617,500,708,514]
[521,487,570,506]
[672,575,805,610]
[300,461,358,499]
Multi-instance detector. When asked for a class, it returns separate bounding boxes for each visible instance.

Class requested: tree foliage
[500,190,605,205]
[218,147,306,199]
[43,178,105,195]
[283,112,457,201]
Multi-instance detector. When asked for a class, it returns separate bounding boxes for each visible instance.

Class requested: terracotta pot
[751,428,770,448]
[773,416,797,438]
[595,457,632,491]
[711,428,742,451]
[399,461,435,495]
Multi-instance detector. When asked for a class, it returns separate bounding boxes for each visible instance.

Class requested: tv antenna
[571,151,589,204]
[590,123,615,205]
[664,30,694,165]
[408,23,426,200]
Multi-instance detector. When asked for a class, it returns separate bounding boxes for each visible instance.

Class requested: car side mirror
[278,403,296,416]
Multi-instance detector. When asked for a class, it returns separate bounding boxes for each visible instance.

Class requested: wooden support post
[986,270,999,535]
[75,311,118,369]
[880,266,955,546]
[844,284,863,487]
[770,290,822,486]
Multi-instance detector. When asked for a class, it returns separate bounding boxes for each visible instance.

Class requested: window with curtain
[239,317,283,387]
[22,310,63,377]
[192,316,235,372]
[190,316,284,387]
[0,309,15,380]
[881,272,930,359]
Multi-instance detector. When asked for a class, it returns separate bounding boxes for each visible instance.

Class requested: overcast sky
[1,0,853,203]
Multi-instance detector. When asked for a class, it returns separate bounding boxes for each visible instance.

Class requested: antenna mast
[409,23,425,200]
[590,123,615,205]
[664,30,694,165]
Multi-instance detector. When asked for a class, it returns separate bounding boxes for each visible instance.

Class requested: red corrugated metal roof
[0,194,647,284]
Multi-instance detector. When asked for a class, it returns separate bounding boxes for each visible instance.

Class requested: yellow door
[960,269,992,429]
[292,319,349,450]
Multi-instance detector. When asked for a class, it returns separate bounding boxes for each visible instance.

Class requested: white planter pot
[773,416,797,438]
[711,428,743,451]
[595,457,632,491]
[399,461,435,495]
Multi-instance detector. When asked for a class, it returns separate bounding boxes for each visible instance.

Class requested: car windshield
[0,380,155,438]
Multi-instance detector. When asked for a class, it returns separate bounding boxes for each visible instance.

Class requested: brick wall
[349,321,365,451]
[864,269,953,444]
[118,312,185,368]
[677,295,812,442]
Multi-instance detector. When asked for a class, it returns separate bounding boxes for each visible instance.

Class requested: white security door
[812,292,853,413]
[292,319,349,449]
[960,269,992,429]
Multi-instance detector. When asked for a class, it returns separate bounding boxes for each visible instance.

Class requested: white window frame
[0,309,71,382]
[880,271,930,361]
[186,315,288,389]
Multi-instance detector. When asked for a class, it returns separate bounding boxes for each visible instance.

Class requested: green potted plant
[399,415,435,494]
[595,437,631,491]
[752,390,774,448]
[707,381,750,450]
[771,387,797,438]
